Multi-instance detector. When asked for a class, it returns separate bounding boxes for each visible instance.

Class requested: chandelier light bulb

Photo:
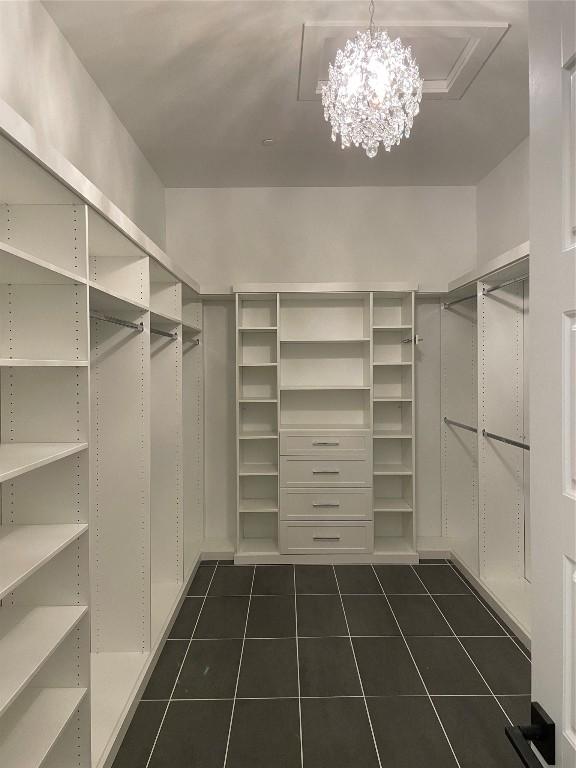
[321,19,423,158]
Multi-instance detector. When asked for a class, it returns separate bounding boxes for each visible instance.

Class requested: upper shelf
[0,443,89,484]
[0,241,86,286]
[89,282,148,315]
[0,524,88,600]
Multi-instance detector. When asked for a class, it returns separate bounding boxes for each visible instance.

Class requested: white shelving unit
[0,185,205,768]
[235,288,417,564]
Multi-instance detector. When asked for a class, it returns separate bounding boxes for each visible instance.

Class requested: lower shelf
[373,498,413,512]
[0,686,87,768]
[239,499,279,513]
[374,535,416,555]
[237,537,279,555]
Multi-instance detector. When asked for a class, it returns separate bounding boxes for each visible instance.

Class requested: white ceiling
[44,0,529,188]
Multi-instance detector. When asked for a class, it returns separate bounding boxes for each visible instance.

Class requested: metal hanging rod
[483,276,528,296]
[150,327,178,340]
[90,312,143,333]
[443,294,476,309]
[482,429,530,451]
[444,417,478,434]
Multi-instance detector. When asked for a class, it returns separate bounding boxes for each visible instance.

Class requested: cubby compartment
[88,209,149,308]
[373,364,412,399]
[0,283,88,364]
[239,401,278,437]
[374,509,414,554]
[280,389,370,429]
[373,475,414,512]
[238,295,277,329]
[373,401,413,437]
[239,330,277,364]
[239,476,278,513]
[373,329,413,364]
[280,341,369,388]
[0,204,88,280]
[373,439,413,475]
[238,510,278,554]
[373,293,413,328]
[280,295,370,341]
[239,365,277,400]
[150,261,182,321]
[239,439,278,476]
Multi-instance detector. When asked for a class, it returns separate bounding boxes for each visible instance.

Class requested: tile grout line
[410,565,516,727]
[145,563,219,768]
[332,565,384,768]
[370,564,463,768]
[293,566,304,768]
[222,565,256,768]
[445,561,531,663]
[140,693,530,703]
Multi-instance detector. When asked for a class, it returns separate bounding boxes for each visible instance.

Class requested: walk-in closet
[0,1,575,767]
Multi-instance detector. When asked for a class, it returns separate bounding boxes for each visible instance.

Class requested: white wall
[476,137,529,266]
[0,1,165,246]
[166,186,476,292]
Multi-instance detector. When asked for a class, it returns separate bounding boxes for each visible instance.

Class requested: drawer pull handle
[313,536,341,542]
[312,441,340,446]
[312,502,341,508]
[312,470,340,474]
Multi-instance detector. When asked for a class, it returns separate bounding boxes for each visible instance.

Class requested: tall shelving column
[88,213,151,768]
[236,293,279,557]
[0,203,91,768]
[372,291,417,560]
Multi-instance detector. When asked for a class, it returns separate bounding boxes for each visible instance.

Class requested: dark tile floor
[113,560,531,768]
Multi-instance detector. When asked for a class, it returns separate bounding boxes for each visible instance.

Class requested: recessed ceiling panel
[300,21,510,101]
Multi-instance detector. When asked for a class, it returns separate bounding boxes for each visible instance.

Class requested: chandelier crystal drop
[321,12,423,158]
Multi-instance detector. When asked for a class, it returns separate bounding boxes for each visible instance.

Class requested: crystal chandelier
[321,0,423,158]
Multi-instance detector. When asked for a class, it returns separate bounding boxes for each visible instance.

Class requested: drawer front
[280,488,372,521]
[280,433,370,458]
[280,457,371,487]
[280,521,373,554]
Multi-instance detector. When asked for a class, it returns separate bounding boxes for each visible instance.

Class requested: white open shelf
[0,443,89,483]
[374,535,416,555]
[280,337,370,343]
[237,537,278,555]
[0,686,88,768]
[0,605,87,717]
[374,498,413,512]
[373,464,413,475]
[238,463,278,476]
[0,241,87,287]
[0,359,88,367]
[0,524,88,600]
[239,499,279,513]
[89,282,148,315]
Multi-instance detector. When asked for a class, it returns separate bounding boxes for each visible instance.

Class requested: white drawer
[280,456,371,487]
[280,433,370,459]
[280,488,372,521]
[280,521,373,554]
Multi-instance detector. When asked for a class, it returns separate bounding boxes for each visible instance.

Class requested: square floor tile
[353,637,424,695]
[143,640,187,699]
[208,565,254,596]
[334,565,382,594]
[301,697,379,768]
[237,638,298,698]
[194,597,248,639]
[173,639,242,699]
[169,598,203,639]
[388,592,452,637]
[187,565,215,596]
[461,637,531,694]
[434,696,520,767]
[497,696,531,725]
[434,595,506,636]
[368,696,458,768]
[413,564,470,594]
[407,637,490,695]
[226,698,301,768]
[343,595,399,636]
[388,595,452,636]
[297,595,347,637]
[373,565,426,594]
[295,564,338,594]
[148,699,232,768]
[253,565,294,595]
[299,637,361,696]
[246,596,295,638]
[112,701,165,768]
